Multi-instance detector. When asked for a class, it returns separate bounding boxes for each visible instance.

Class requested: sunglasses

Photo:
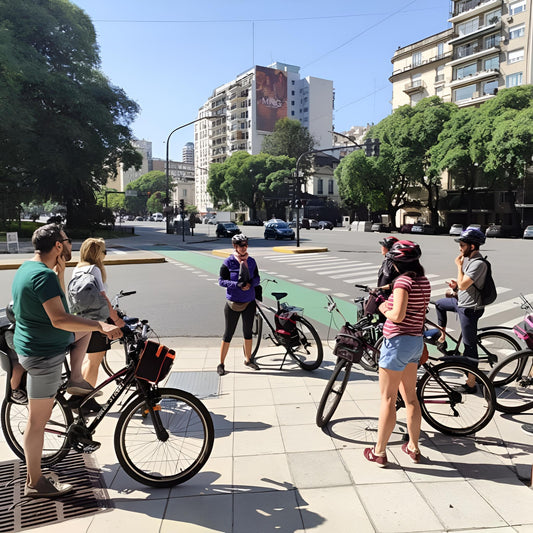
[237,243,248,247]
[61,238,72,244]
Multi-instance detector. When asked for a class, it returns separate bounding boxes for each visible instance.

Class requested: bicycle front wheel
[316,358,352,427]
[359,336,382,372]
[114,388,214,487]
[250,311,263,359]
[1,394,73,466]
[417,362,495,436]
[477,330,521,373]
[488,349,533,413]
[289,316,323,371]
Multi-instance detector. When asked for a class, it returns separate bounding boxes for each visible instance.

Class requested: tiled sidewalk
[1,338,532,533]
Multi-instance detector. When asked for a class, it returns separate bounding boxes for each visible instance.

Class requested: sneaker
[217,364,226,376]
[79,397,102,416]
[244,359,260,371]
[24,474,74,499]
[363,447,387,467]
[66,379,102,397]
[401,442,422,463]
[10,389,28,405]
[436,340,448,354]
[521,424,533,436]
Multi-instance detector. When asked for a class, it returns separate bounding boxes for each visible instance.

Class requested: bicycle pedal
[72,437,101,453]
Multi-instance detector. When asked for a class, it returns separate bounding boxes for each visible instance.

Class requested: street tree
[124,171,166,214]
[207,152,294,219]
[0,0,141,226]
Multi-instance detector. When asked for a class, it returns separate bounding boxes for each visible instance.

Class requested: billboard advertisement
[255,66,287,132]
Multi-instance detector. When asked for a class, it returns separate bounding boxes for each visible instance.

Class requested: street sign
[125,190,138,197]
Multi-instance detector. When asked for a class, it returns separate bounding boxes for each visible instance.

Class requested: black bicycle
[317,296,496,436]
[0,321,214,488]
[250,278,323,371]
[488,294,533,413]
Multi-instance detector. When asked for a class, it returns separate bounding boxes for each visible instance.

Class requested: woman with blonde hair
[69,238,124,412]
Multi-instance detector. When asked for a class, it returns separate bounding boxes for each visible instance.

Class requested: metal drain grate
[165,371,220,399]
[0,453,110,532]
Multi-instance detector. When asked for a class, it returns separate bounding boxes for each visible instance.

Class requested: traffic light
[179,199,185,212]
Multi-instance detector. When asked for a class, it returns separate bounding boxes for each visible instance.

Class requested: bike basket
[134,340,175,384]
[363,291,385,316]
[333,325,364,363]
[513,314,533,349]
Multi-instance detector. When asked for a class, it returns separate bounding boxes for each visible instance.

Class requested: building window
[291,100,295,105]
[291,90,295,95]
[508,48,524,64]
[510,0,526,15]
[509,24,525,40]
[436,86,444,96]
[328,180,334,195]
[458,18,479,37]
[485,9,501,25]
[291,111,295,116]
[484,56,499,70]
[410,92,423,105]
[411,72,422,86]
[454,83,476,101]
[483,80,498,95]
[455,62,477,80]
[484,33,501,49]
[456,41,479,58]
[412,52,422,66]
[435,65,445,82]
[506,72,523,87]
[437,42,444,58]
[317,179,323,195]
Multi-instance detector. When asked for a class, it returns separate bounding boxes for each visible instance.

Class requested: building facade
[194,62,334,213]
[108,139,152,192]
[182,142,194,165]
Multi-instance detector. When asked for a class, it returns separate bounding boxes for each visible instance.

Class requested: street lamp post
[165,116,216,234]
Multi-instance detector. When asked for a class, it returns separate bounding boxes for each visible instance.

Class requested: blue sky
[72,0,451,160]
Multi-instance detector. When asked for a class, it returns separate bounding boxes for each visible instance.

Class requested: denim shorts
[379,335,424,371]
[18,352,66,399]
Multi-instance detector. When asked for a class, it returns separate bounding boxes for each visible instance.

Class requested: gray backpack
[67,266,109,320]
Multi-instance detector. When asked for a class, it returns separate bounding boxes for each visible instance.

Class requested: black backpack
[473,256,497,306]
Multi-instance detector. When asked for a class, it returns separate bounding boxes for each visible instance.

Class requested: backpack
[275,311,299,346]
[473,256,497,306]
[67,266,109,320]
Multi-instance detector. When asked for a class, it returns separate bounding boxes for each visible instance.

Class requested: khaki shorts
[18,352,66,399]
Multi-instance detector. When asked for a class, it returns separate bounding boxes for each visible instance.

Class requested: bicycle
[488,294,533,414]
[250,278,323,371]
[100,290,160,377]
[0,319,214,488]
[316,295,496,436]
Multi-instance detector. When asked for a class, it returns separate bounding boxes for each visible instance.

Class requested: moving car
[301,218,319,230]
[242,218,263,226]
[216,222,241,238]
[153,212,164,222]
[264,221,295,240]
[523,225,533,239]
[399,223,413,234]
[411,224,435,235]
[449,224,463,236]
[371,223,388,232]
[318,220,334,230]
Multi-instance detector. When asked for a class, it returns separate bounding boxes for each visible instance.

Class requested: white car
[152,212,163,222]
[449,224,463,236]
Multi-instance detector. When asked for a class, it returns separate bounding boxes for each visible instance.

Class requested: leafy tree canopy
[124,171,166,214]
[0,0,141,226]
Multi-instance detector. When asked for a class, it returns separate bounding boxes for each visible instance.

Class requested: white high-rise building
[182,142,194,165]
[194,62,334,213]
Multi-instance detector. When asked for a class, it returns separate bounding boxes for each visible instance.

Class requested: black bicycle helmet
[455,227,486,246]
[232,233,248,245]
[379,236,398,250]
[386,240,421,263]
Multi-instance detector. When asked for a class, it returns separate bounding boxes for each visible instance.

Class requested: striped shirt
[383,274,431,339]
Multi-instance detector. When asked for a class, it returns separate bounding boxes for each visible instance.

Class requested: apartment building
[108,139,153,191]
[194,62,334,213]
[151,159,195,207]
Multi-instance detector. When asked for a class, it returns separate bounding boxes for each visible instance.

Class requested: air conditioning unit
[507,16,513,23]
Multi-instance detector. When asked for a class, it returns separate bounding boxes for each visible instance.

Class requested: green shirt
[12,261,74,358]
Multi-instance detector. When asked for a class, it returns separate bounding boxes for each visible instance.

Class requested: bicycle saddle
[271,292,288,301]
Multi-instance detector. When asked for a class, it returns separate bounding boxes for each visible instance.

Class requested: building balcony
[390,52,452,79]
[448,20,502,46]
[448,45,500,66]
[449,68,499,88]
[403,80,426,94]
[455,90,497,107]
[449,0,502,23]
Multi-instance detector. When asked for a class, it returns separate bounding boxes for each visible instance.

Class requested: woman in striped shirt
[364,240,431,467]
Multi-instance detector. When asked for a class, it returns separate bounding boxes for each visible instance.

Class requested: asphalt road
[1,222,531,340]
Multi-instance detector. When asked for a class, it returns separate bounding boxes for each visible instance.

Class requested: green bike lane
[155,247,360,330]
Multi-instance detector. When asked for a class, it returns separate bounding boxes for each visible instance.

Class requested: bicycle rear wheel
[114,388,214,487]
[488,349,533,413]
[477,330,521,373]
[289,316,323,371]
[1,394,73,465]
[316,358,352,427]
[250,311,263,359]
[417,362,495,436]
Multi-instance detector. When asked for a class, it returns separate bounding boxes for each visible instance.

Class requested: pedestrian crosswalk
[261,253,530,329]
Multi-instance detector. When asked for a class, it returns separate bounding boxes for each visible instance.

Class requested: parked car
[264,218,285,226]
[466,224,483,232]
[399,223,413,234]
[371,223,388,232]
[264,221,295,240]
[153,212,164,222]
[318,220,334,230]
[485,224,504,238]
[412,224,436,235]
[523,225,533,239]
[449,224,463,236]
[242,218,263,226]
[135,216,144,221]
[301,218,319,230]
[216,222,241,238]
